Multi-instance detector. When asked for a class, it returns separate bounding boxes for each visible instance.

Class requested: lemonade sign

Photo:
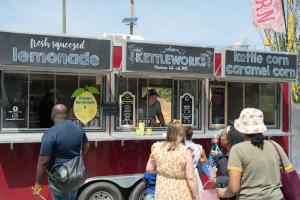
[71,86,99,125]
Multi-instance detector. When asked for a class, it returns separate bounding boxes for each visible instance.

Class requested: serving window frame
[112,74,205,135]
[0,67,108,133]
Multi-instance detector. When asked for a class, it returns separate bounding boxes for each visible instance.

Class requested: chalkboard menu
[210,86,227,126]
[124,41,214,76]
[6,102,25,121]
[119,91,135,127]
[223,49,298,80]
[0,31,112,70]
[180,93,194,125]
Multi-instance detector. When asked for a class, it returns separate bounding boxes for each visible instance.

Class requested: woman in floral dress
[146,120,200,200]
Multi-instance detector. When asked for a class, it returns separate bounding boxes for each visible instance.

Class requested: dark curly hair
[247,133,265,150]
[227,125,244,146]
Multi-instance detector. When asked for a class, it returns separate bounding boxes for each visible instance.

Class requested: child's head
[184,125,193,140]
[211,136,219,144]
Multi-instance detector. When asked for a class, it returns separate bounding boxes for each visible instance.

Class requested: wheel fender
[78,182,122,200]
[129,181,146,200]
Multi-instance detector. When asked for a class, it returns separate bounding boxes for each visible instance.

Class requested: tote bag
[48,154,87,196]
[270,141,300,200]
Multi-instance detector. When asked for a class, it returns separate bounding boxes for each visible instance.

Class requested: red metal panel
[214,53,222,76]
[0,143,52,200]
[282,83,289,132]
[0,138,213,199]
[279,83,290,154]
[113,46,122,69]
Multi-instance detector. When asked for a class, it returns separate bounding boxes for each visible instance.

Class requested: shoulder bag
[270,140,300,200]
[48,133,87,196]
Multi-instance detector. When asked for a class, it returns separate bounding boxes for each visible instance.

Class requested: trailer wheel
[78,182,122,200]
[129,181,146,200]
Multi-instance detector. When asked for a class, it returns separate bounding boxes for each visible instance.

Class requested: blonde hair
[165,120,185,151]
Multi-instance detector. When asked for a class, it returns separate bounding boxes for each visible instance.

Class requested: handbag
[201,181,220,200]
[48,134,87,196]
[270,141,300,200]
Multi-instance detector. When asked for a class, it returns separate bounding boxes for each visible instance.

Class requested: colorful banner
[250,0,286,33]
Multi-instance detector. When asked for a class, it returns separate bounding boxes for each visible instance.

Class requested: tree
[262,0,300,103]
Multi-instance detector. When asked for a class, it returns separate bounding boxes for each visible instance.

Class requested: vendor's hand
[216,188,226,198]
[33,184,42,196]
[210,150,218,157]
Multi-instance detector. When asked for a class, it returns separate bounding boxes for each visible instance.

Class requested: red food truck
[0,31,297,200]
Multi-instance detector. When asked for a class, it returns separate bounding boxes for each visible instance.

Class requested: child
[143,172,156,200]
[208,133,223,168]
[200,132,223,179]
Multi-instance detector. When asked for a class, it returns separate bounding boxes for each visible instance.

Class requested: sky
[0,0,265,50]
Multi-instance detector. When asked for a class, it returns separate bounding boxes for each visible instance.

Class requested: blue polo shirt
[40,120,88,170]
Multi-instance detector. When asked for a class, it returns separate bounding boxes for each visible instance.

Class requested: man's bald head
[51,104,68,123]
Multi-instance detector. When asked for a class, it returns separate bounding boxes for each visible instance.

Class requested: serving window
[115,76,202,130]
[1,71,104,131]
[210,82,279,128]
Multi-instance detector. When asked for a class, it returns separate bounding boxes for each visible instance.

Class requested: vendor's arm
[156,101,165,125]
[157,113,165,125]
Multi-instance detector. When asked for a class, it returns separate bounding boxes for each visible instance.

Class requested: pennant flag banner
[250,0,286,33]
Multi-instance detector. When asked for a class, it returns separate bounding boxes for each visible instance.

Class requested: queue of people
[145,108,293,200]
[33,102,293,200]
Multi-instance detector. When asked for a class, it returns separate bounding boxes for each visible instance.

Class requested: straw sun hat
[234,108,267,134]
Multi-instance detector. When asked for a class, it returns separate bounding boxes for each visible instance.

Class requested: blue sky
[0,0,265,50]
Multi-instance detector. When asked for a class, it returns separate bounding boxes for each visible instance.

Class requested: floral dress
[150,142,193,200]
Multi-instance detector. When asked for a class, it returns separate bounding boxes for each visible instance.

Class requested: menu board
[119,91,135,127]
[6,102,25,121]
[223,49,298,81]
[180,93,194,125]
[0,31,112,70]
[210,86,226,126]
[124,41,214,76]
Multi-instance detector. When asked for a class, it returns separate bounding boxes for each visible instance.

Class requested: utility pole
[130,0,134,35]
[122,0,138,35]
[62,0,66,34]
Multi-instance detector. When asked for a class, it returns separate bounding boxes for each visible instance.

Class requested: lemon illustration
[73,91,97,125]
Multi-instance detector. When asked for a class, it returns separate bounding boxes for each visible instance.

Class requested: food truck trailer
[0,31,297,200]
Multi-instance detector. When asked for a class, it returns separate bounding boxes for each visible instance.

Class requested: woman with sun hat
[217,108,292,200]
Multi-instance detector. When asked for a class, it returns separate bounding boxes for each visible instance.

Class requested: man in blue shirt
[34,104,90,200]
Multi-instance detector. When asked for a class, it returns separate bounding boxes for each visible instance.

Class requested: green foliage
[157,88,172,102]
